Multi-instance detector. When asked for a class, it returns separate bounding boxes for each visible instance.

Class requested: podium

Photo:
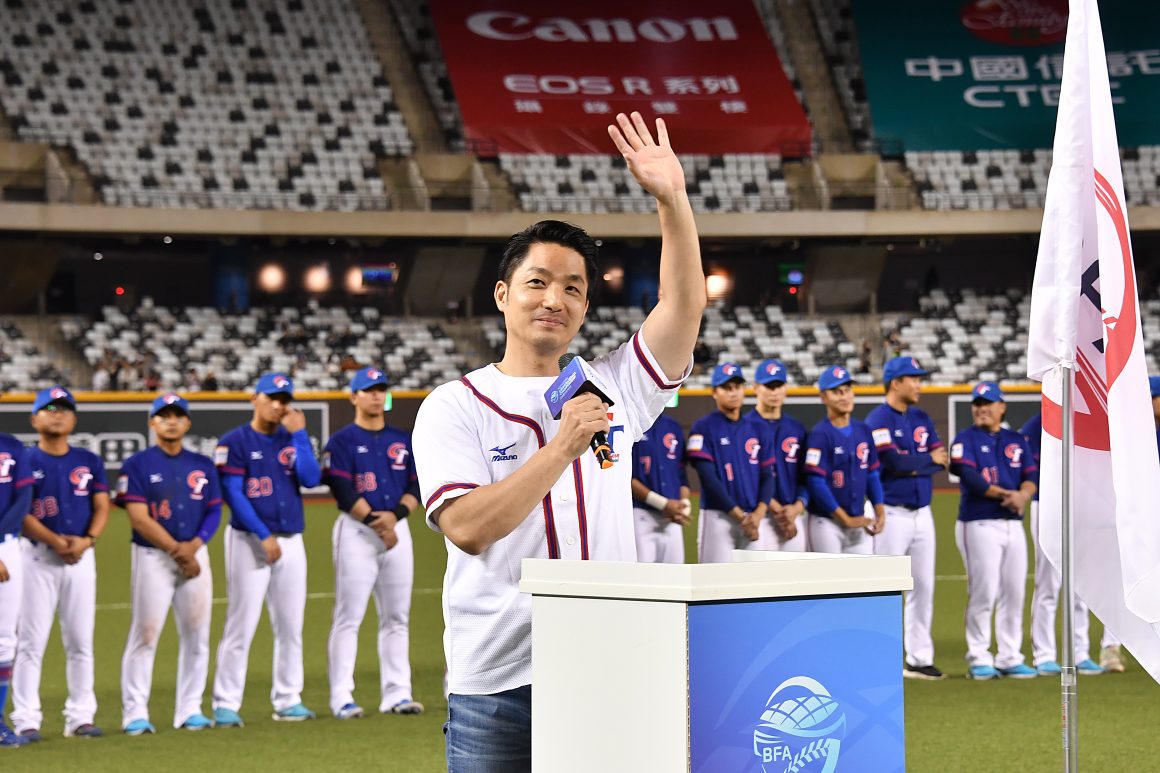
[520,552,912,772]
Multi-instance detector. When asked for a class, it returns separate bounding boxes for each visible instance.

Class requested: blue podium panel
[689,593,905,773]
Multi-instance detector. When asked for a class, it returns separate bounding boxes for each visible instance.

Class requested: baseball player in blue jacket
[743,358,808,551]
[688,363,776,563]
[323,367,424,719]
[211,373,321,726]
[116,393,223,734]
[867,356,947,680]
[804,366,885,553]
[0,427,32,748]
[631,411,690,563]
[950,382,1038,680]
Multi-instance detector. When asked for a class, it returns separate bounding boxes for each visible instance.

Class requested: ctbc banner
[429,0,811,155]
[853,0,1160,150]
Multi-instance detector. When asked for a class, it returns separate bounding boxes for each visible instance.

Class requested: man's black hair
[498,220,600,300]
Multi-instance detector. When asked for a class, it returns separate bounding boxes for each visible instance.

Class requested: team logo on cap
[910,358,921,370]
[388,441,410,471]
[752,675,845,772]
[974,384,991,397]
[781,436,800,462]
[832,367,847,380]
[765,362,781,377]
[164,393,181,404]
[70,466,94,495]
[745,436,762,465]
[367,369,382,380]
[663,432,680,460]
[273,376,291,389]
[723,364,739,376]
[1005,443,1024,466]
[51,388,68,400]
[188,470,209,500]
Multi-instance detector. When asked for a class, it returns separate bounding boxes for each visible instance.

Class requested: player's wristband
[391,503,411,521]
[644,491,668,510]
[362,513,379,526]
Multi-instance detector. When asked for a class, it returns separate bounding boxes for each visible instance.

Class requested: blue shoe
[212,708,244,728]
[334,703,364,720]
[1076,658,1105,675]
[123,719,155,736]
[64,723,104,738]
[17,728,41,743]
[968,664,1000,680]
[1036,660,1062,675]
[997,663,1038,679]
[272,703,316,722]
[0,723,31,748]
[180,714,212,730]
[384,699,425,715]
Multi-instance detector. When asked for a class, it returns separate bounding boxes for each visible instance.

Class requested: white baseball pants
[874,505,937,668]
[121,543,212,728]
[632,507,685,564]
[697,508,765,563]
[11,539,97,733]
[328,515,415,715]
[212,527,306,713]
[807,514,873,555]
[955,519,1027,668]
[0,534,22,665]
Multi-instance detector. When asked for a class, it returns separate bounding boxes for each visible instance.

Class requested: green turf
[8,493,1157,771]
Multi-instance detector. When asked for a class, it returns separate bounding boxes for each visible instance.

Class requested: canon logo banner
[466,12,739,43]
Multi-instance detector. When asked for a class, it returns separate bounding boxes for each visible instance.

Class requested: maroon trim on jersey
[460,376,561,559]
[14,476,33,488]
[206,497,223,507]
[632,332,684,390]
[686,450,715,462]
[325,468,353,480]
[219,465,246,476]
[571,459,590,560]
[424,482,479,511]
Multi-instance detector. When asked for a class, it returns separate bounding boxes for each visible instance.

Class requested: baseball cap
[150,392,190,417]
[971,381,1005,403]
[883,355,928,384]
[350,366,389,392]
[32,386,76,414]
[1150,376,1160,398]
[754,358,788,386]
[254,372,294,397]
[710,362,745,388]
[817,365,853,391]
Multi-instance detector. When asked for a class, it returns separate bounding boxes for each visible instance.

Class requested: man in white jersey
[413,111,704,773]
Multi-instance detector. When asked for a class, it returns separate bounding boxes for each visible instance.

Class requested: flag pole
[1060,362,1078,772]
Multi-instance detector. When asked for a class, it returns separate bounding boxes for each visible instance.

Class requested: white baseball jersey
[414,330,689,696]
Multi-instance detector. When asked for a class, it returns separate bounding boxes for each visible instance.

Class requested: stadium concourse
[2,0,1160,769]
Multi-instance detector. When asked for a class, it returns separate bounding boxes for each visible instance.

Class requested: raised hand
[607,112,686,206]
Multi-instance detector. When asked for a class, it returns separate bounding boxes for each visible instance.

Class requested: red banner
[430,0,812,155]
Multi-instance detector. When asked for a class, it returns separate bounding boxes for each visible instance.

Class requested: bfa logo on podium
[752,676,845,773]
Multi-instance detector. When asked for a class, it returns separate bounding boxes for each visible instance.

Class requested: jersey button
[566,536,576,546]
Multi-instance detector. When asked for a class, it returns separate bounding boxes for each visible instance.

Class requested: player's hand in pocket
[260,535,282,564]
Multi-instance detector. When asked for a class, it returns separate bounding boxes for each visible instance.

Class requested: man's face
[151,408,191,442]
[755,381,787,412]
[713,380,745,412]
[32,403,77,438]
[352,385,387,418]
[971,399,1005,429]
[495,242,589,356]
[890,375,923,405]
[253,392,290,424]
[821,384,855,417]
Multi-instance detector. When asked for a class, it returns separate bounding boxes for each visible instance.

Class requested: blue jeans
[445,685,531,773]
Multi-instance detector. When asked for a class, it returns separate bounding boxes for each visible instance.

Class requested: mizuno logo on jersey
[33,469,45,480]
[150,473,163,483]
[357,445,369,454]
[719,438,731,446]
[251,451,263,460]
[490,442,518,462]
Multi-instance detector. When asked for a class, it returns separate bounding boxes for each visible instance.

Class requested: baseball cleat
[1100,645,1125,673]
[272,703,316,722]
[1076,658,1105,675]
[123,719,156,736]
[64,723,104,738]
[903,664,946,681]
[967,665,1000,680]
[335,703,364,720]
[1036,660,1062,675]
[385,699,425,715]
[0,723,31,748]
[17,728,42,743]
[212,708,245,728]
[180,714,212,730]
[997,664,1037,679]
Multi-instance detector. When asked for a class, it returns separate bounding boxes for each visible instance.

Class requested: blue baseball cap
[711,362,745,388]
[754,358,788,386]
[150,392,190,417]
[1149,375,1160,398]
[254,372,294,397]
[817,365,853,391]
[971,381,1005,403]
[32,386,76,414]
[883,355,928,384]
[351,366,389,392]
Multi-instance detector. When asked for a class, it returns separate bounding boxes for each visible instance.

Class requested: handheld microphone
[545,354,616,469]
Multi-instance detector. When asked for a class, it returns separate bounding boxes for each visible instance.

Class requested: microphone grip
[590,430,614,470]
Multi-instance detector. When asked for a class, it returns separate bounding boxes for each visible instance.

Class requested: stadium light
[258,263,286,293]
[345,266,363,294]
[304,264,331,293]
[705,271,732,301]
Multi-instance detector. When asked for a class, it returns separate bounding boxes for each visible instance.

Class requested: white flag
[1026,0,1160,682]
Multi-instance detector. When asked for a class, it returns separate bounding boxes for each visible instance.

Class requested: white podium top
[520,552,912,602]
